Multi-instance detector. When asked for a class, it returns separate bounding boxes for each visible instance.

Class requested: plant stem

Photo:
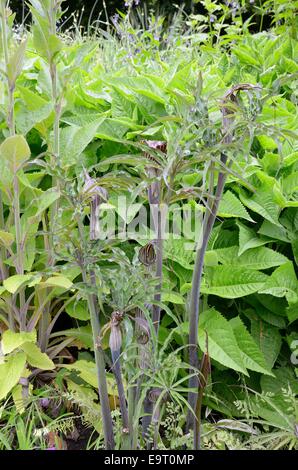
[187,85,246,432]
[84,269,115,450]
[152,205,163,333]
[187,163,227,427]
[76,217,114,449]
[111,349,129,432]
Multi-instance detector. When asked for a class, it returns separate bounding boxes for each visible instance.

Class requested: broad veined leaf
[237,222,273,256]
[218,191,255,222]
[258,219,290,242]
[51,325,93,350]
[21,342,55,370]
[214,246,288,270]
[3,274,42,294]
[32,19,62,62]
[7,39,27,87]
[63,360,118,392]
[201,266,268,298]
[199,309,248,375]
[0,135,30,172]
[261,367,298,395]
[163,237,195,270]
[33,189,60,218]
[247,313,282,369]
[286,302,298,323]
[66,300,89,321]
[0,352,26,401]
[282,172,298,197]
[258,262,298,303]
[60,118,105,167]
[95,118,130,141]
[1,330,37,355]
[43,276,73,290]
[239,188,281,226]
[161,291,185,304]
[0,230,14,248]
[229,317,274,376]
[244,297,286,328]
[63,363,119,408]
[16,101,53,135]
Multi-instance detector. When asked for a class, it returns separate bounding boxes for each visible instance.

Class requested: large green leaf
[0,352,26,401]
[214,246,288,270]
[3,274,42,294]
[1,330,37,355]
[32,189,60,218]
[60,118,105,167]
[66,299,89,321]
[248,314,282,369]
[229,317,274,376]
[237,222,273,256]
[218,191,255,222]
[163,237,195,270]
[239,188,281,226]
[0,230,14,248]
[258,262,298,303]
[201,266,268,298]
[199,309,247,375]
[0,135,30,172]
[52,325,93,350]
[21,342,55,370]
[261,367,298,395]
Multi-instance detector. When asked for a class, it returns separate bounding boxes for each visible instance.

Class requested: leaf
[33,20,62,61]
[1,330,37,355]
[199,309,247,375]
[163,237,195,270]
[62,360,98,388]
[60,118,105,167]
[239,188,281,226]
[0,230,14,248]
[261,367,298,395]
[161,291,185,304]
[63,360,120,398]
[53,326,93,350]
[248,314,282,369]
[229,317,274,376]
[0,352,26,401]
[214,246,288,270]
[43,276,73,290]
[7,39,27,87]
[33,189,60,218]
[218,191,255,222]
[258,262,298,303]
[201,266,268,298]
[65,300,89,321]
[258,220,290,242]
[21,342,55,370]
[237,222,273,256]
[286,302,298,323]
[3,274,42,294]
[0,135,30,172]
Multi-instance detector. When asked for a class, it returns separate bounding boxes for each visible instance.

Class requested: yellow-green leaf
[0,135,30,172]
[21,342,55,370]
[1,330,37,355]
[0,352,26,400]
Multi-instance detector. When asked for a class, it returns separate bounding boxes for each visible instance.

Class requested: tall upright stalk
[0,2,9,284]
[0,1,27,329]
[187,84,257,431]
[76,214,115,449]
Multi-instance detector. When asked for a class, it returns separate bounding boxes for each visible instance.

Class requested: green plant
[0,0,297,451]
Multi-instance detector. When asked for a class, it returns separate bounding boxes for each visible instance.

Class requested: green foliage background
[0,0,297,450]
